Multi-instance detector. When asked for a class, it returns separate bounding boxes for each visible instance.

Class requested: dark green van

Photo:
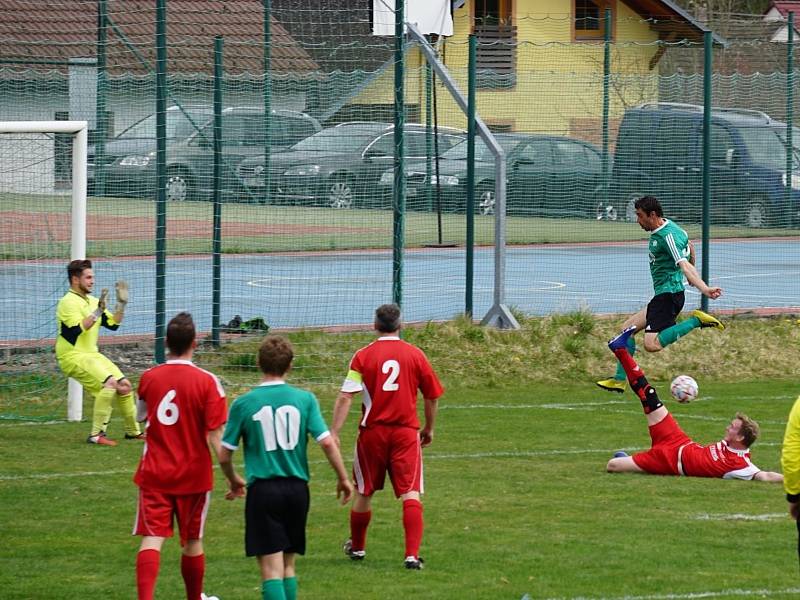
[603,102,800,228]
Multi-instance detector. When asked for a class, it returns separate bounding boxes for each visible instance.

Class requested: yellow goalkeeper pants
[57,351,140,437]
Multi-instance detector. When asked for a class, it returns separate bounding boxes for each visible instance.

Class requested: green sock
[262,578,287,600]
[614,336,636,381]
[91,387,116,435]
[657,317,700,348]
[283,576,297,600]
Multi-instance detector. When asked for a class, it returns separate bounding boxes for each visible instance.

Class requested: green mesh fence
[0,3,798,420]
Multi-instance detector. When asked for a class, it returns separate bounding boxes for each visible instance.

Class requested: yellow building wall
[348,1,662,142]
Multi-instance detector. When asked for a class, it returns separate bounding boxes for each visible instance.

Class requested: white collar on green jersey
[651,218,671,234]
[259,380,286,386]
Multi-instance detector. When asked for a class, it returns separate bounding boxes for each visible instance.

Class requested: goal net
[0,121,87,421]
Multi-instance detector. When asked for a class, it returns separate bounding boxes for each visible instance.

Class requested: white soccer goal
[0,120,88,421]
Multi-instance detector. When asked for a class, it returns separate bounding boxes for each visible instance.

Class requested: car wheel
[623,194,639,222]
[595,201,617,221]
[166,168,192,202]
[327,176,354,209]
[744,199,768,228]
[477,184,495,216]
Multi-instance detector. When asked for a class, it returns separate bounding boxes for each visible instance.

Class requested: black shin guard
[639,385,663,414]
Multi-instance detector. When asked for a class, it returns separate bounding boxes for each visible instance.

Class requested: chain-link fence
[1,2,798,419]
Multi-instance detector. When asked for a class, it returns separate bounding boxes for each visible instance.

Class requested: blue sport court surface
[2,238,798,341]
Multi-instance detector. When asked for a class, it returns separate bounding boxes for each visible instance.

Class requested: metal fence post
[154,0,167,363]
[701,30,712,313]
[786,11,794,224]
[392,2,405,307]
[95,0,108,197]
[263,0,272,203]
[602,8,611,209]
[212,36,223,347]
[465,34,476,317]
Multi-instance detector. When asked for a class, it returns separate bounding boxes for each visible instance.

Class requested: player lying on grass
[605,326,783,482]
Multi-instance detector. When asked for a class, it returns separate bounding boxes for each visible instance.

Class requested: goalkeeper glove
[115,280,129,305]
[92,288,109,318]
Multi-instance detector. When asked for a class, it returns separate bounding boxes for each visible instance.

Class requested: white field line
[3,440,785,482]
[542,588,800,600]
[693,513,786,521]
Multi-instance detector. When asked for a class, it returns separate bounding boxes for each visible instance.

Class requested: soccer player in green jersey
[597,196,725,394]
[55,259,142,445]
[219,335,353,600]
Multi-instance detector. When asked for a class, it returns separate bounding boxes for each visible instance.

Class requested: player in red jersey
[331,303,444,570]
[605,326,782,482]
[133,312,234,600]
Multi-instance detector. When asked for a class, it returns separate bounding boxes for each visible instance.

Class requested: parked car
[237,122,465,208]
[607,102,800,227]
[101,107,321,201]
[88,104,213,194]
[376,133,606,217]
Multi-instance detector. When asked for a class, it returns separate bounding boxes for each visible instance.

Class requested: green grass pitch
[1,379,798,599]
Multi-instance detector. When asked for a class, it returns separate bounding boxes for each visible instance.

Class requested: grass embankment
[201,312,800,398]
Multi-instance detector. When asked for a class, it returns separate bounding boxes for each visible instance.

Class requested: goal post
[404,24,520,330]
[0,120,88,421]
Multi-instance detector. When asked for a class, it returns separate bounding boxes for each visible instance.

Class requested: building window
[574,0,614,41]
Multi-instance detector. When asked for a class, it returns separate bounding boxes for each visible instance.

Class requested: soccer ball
[670,375,698,403]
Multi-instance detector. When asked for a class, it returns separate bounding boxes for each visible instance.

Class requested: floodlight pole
[405,23,519,329]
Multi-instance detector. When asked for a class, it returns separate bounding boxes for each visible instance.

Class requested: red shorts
[632,414,691,476]
[353,424,423,497]
[133,488,211,545]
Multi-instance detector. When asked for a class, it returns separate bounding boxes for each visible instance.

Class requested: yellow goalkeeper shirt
[55,290,119,357]
[781,395,800,496]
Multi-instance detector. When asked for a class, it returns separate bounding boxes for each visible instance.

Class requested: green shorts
[57,352,125,396]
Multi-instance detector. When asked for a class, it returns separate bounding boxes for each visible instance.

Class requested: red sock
[350,510,372,552]
[136,549,160,600]
[612,348,662,413]
[181,553,205,600]
[402,499,424,558]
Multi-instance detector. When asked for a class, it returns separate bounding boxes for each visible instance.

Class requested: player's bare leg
[258,552,288,600]
[644,310,725,352]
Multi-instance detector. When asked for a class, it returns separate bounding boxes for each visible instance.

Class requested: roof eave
[654,0,729,47]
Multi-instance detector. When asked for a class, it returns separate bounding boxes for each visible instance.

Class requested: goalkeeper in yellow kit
[56,259,142,446]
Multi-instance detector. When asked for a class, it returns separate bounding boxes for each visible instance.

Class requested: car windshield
[739,126,800,170]
[290,128,382,153]
[776,126,800,168]
[441,136,524,162]
[117,110,210,140]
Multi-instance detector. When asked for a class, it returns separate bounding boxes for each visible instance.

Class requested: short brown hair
[258,335,294,376]
[735,412,760,447]
[67,259,92,282]
[634,195,663,217]
[375,303,401,333]
[166,312,196,355]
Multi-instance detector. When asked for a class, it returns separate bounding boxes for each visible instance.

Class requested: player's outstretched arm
[319,436,353,505]
[679,261,722,299]
[753,470,784,483]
